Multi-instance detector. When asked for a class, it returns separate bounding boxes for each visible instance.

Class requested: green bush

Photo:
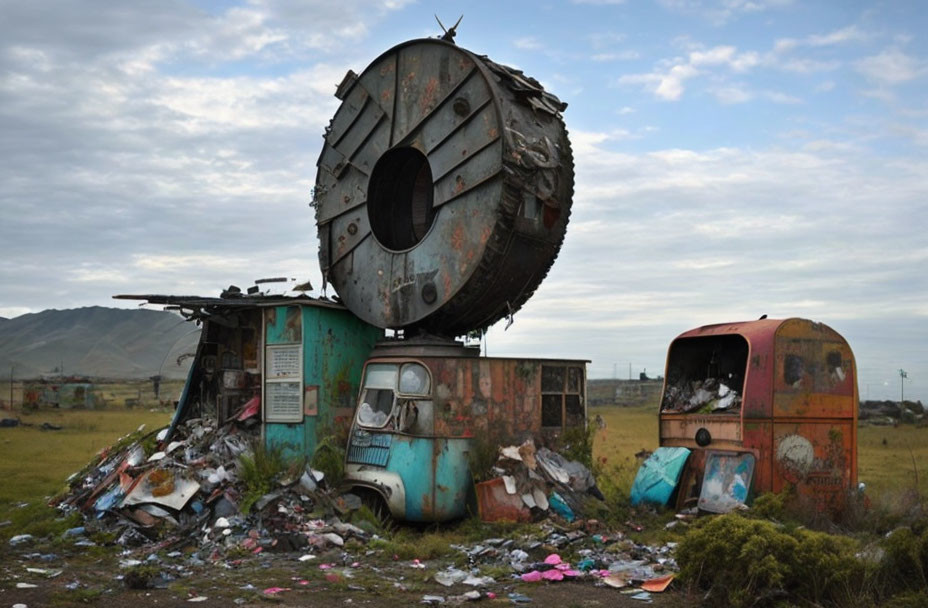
[876,527,928,593]
[677,512,865,607]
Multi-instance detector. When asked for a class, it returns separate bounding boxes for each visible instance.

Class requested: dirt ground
[0,541,693,608]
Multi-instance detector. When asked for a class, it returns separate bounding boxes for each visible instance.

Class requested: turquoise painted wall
[265,304,381,459]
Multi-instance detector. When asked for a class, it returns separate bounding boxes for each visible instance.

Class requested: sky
[0,0,925,402]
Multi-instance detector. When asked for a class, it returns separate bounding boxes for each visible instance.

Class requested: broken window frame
[356,361,432,430]
[540,364,585,430]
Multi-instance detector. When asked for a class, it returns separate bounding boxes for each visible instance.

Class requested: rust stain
[451,225,464,250]
[419,77,439,113]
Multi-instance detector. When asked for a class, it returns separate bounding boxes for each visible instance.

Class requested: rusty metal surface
[362,354,588,444]
[659,317,858,513]
[314,38,573,336]
[475,477,531,522]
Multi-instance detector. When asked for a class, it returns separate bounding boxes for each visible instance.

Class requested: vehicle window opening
[661,334,748,414]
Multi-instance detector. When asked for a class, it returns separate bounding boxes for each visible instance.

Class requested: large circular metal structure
[314,38,573,337]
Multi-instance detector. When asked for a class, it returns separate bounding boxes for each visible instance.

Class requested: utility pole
[8,365,12,411]
[899,369,908,409]
[628,362,632,381]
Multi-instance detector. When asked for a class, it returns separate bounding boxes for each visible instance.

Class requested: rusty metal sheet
[659,317,859,514]
[475,477,531,522]
[772,422,855,512]
[314,38,573,336]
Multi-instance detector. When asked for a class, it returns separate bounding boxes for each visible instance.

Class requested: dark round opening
[695,427,712,447]
[368,147,435,251]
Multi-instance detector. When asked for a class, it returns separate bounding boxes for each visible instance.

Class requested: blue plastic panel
[630,447,691,506]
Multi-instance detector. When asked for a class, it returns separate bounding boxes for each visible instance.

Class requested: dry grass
[0,408,172,505]
[593,402,928,502]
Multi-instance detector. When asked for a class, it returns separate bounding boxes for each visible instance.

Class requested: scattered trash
[661,377,742,413]
[630,448,691,507]
[478,439,601,523]
[422,595,446,604]
[9,534,35,546]
[641,573,674,593]
[49,414,371,560]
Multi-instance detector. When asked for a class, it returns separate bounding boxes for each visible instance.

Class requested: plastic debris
[435,568,468,586]
[421,595,446,604]
[548,493,575,522]
[641,573,674,593]
[9,534,35,546]
[629,447,691,507]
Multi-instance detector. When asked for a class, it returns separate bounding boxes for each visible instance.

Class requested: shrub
[676,512,865,607]
[876,527,928,594]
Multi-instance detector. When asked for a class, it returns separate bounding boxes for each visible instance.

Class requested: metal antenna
[435,14,463,43]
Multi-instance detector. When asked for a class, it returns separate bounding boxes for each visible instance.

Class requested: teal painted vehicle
[344,343,588,522]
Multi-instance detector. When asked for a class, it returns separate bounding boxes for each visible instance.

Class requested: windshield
[357,387,394,427]
[356,361,431,429]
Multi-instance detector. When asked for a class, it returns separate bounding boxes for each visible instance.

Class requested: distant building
[23,377,97,409]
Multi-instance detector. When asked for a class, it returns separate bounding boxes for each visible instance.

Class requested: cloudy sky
[0,0,925,401]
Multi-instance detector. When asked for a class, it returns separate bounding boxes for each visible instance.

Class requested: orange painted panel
[742,421,773,493]
[772,421,855,512]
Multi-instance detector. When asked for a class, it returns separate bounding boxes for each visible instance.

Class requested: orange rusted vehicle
[658,317,858,514]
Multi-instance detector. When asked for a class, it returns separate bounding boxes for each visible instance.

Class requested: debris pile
[476,439,603,523]
[660,377,742,413]
[51,408,368,558]
[426,522,679,603]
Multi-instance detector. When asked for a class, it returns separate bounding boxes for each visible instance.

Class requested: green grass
[857,424,928,498]
[592,403,928,502]
[0,408,171,511]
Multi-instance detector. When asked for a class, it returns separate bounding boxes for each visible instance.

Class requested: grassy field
[591,403,928,502]
[0,408,173,505]
[2,397,926,522]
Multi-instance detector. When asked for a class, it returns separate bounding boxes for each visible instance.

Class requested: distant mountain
[0,306,200,379]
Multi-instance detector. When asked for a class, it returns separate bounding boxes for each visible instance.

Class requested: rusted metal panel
[315,39,573,337]
[345,345,588,521]
[773,319,855,419]
[659,317,858,514]
[772,422,855,512]
[660,414,741,449]
[475,477,531,522]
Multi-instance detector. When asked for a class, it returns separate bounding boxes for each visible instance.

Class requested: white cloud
[711,84,753,104]
[856,48,926,85]
[657,0,793,25]
[807,25,868,47]
[591,50,640,62]
[619,44,760,100]
[513,37,542,51]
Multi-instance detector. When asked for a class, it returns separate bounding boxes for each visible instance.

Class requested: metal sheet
[315,38,573,336]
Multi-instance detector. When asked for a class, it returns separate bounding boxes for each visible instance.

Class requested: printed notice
[267,345,301,378]
[265,381,302,422]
